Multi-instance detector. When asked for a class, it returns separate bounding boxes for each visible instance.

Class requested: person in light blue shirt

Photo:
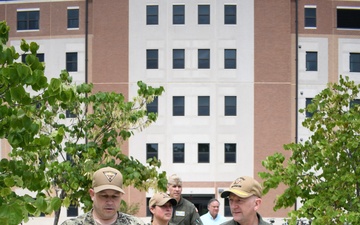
[200,198,227,225]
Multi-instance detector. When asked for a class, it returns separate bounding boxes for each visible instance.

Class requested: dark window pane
[66,110,77,118]
[198,96,210,116]
[198,143,209,163]
[224,198,231,216]
[225,49,236,69]
[68,9,79,28]
[22,53,44,63]
[173,49,185,69]
[17,11,39,30]
[173,96,184,116]
[146,143,158,160]
[224,5,236,24]
[225,96,236,116]
[147,5,158,25]
[305,98,314,118]
[67,204,78,217]
[350,53,360,72]
[305,8,316,28]
[337,9,360,29]
[173,143,184,163]
[198,5,210,24]
[66,52,78,72]
[306,52,318,71]
[350,99,360,109]
[198,49,210,69]
[147,96,158,114]
[224,143,236,163]
[147,49,158,69]
[173,5,185,24]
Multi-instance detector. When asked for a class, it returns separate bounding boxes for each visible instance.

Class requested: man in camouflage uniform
[220,176,271,225]
[61,167,146,225]
[167,174,203,225]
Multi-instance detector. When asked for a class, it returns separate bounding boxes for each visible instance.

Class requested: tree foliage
[260,76,360,225]
[0,21,166,225]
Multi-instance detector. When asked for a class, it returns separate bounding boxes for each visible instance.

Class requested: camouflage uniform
[170,197,203,225]
[61,210,146,225]
[219,213,271,225]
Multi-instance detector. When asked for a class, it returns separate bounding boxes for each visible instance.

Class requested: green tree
[0,21,166,225]
[260,76,360,225]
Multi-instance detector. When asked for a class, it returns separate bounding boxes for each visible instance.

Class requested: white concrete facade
[129,0,255,186]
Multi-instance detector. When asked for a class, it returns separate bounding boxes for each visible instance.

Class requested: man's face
[150,201,173,223]
[167,183,182,201]
[208,200,220,218]
[90,189,123,221]
[228,193,260,224]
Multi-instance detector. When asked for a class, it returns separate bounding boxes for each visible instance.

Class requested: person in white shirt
[200,198,227,225]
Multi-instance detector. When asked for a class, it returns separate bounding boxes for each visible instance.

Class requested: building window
[147,49,158,69]
[146,96,158,114]
[67,204,78,217]
[225,49,236,69]
[306,51,318,71]
[304,7,316,28]
[224,198,231,217]
[21,53,44,63]
[198,143,210,163]
[173,5,185,24]
[173,143,185,163]
[225,143,236,163]
[350,99,360,109]
[198,96,210,116]
[305,98,314,118]
[224,5,236,25]
[350,53,360,72]
[337,8,360,29]
[173,49,185,69]
[146,143,158,160]
[198,49,210,69]
[147,5,158,25]
[66,52,78,72]
[173,96,184,116]
[67,8,79,29]
[66,110,77,118]
[17,10,40,30]
[225,96,236,116]
[198,5,210,24]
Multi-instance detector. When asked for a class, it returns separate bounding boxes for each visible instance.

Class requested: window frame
[198,5,210,25]
[350,53,360,72]
[198,96,210,116]
[17,9,40,31]
[173,5,185,25]
[146,5,159,25]
[66,52,78,72]
[306,51,318,71]
[146,143,158,160]
[304,6,316,28]
[146,49,158,69]
[146,96,158,114]
[173,143,185,163]
[198,143,210,163]
[173,96,185,116]
[224,49,236,69]
[198,49,210,69]
[224,5,236,25]
[225,96,237,116]
[173,49,185,69]
[224,143,236,163]
[337,7,360,29]
[67,7,79,29]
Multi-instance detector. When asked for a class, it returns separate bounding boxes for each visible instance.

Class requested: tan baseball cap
[167,174,182,185]
[92,167,125,194]
[149,192,177,208]
[220,176,262,198]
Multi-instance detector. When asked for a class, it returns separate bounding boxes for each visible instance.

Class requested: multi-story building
[1,0,360,224]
